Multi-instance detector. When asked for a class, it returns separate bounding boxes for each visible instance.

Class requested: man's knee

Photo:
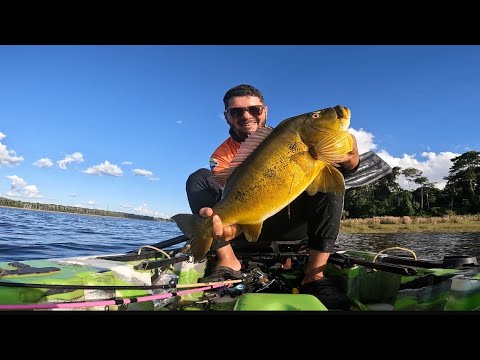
[186,168,212,191]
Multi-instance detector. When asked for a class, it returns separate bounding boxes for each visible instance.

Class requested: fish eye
[312,112,320,118]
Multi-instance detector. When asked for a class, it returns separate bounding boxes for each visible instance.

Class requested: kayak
[1,236,479,311]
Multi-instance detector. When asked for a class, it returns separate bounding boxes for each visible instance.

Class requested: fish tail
[171,213,214,261]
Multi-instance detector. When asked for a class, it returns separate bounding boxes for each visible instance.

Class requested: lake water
[0,206,183,262]
[1,206,479,263]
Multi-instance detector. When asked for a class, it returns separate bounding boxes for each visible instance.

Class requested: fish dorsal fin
[306,163,346,196]
[242,222,264,242]
[310,131,353,165]
[210,126,274,189]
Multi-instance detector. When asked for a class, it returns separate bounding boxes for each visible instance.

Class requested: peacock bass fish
[173,105,354,261]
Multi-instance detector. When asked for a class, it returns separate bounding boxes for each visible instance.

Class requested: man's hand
[338,133,359,171]
[199,207,243,242]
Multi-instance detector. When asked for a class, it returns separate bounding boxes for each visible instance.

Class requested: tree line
[344,151,480,218]
[0,197,171,221]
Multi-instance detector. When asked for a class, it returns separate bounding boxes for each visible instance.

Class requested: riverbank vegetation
[344,151,480,219]
[341,214,480,233]
[0,197,170,221]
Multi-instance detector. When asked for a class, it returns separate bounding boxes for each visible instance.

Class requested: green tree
[414,176,429,212]
[444,151,480,213]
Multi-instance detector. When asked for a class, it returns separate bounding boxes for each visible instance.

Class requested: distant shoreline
[0,205,170,222]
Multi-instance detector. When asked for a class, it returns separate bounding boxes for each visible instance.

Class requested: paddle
[344,151,392,189]
[133,151,392,253]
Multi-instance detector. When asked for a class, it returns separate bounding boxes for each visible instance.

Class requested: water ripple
[0,207,182,262]
[1,207,480,263]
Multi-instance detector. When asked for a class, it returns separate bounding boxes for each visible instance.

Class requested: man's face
[224,96,268,141]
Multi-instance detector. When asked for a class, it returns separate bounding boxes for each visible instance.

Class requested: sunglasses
[227,105,265,118]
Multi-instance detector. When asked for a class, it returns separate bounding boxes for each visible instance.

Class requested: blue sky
[0,45,479,218]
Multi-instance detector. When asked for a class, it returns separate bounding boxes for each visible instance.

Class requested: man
[185,84,359,309]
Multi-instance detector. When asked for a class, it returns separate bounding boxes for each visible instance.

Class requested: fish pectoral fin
[306,164,345,196]
[241,223,264,242]
[311,131,353,164]
[171,213,213,262]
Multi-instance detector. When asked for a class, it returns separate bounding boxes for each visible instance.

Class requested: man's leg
[186,168,222,214]
[248,190,342,283]
[302,191,344,284]
[299,191,351,309]
[302,249,331,284]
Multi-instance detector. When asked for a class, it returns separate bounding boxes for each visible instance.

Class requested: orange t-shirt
[209,137,241,174]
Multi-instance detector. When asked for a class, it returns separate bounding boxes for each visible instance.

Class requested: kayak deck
[326,250,480,311]
[0,246,479,311]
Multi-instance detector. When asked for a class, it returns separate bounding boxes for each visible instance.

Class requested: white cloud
[57,152,84,170]
[349,128,377,153]
[132,169,153,177]
[350,128,458,191]
[134,203,161,217]
[24,185,41,197]
[122,161,133,165]
[6,175,27,187]
[83,160,123,176]
[33,157,53,168]
[378,150,458,190]
[0,132,24,167]
[5,175,42,198]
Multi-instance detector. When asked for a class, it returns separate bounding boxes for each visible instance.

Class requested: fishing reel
[249,267,276,292]
[213,267,275,298]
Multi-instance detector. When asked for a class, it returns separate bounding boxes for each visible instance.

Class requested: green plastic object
[233,293,328,311]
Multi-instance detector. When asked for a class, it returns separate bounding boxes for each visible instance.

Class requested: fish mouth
[334,106,350,119]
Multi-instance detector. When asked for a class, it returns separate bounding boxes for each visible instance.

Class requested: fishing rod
[98,235,189,262]
[0,280,242,311]
[0,278,242,291]
[0,281,175,291]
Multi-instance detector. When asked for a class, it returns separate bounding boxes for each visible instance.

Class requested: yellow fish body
[173,105,353,261]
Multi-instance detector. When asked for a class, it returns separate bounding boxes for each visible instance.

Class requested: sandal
[198,266,245,282]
